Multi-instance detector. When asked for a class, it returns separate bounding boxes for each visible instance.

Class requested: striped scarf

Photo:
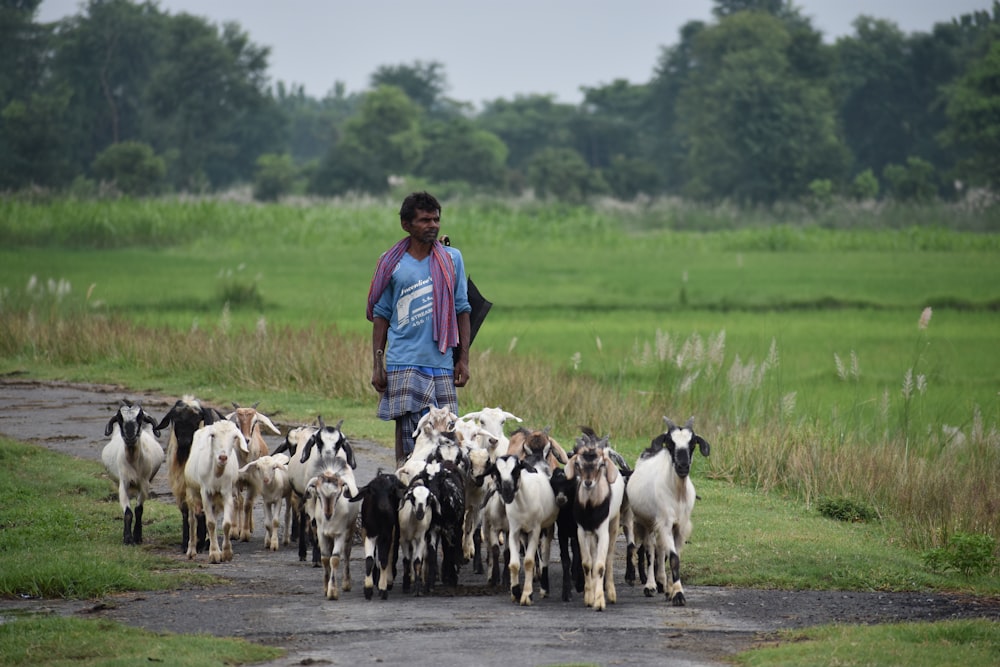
[366,237,457,354]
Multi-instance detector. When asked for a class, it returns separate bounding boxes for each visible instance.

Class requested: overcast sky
[37,0,994,107]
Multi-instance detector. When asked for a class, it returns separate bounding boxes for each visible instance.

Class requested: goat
[460,406,522,461]
[626,416,711,606]
[395,405,460,485]
[155,395,220,552]
[413,455,466,591]
[183,420,250,563]
[101,399,165,545]
[227,402,281,542]
[347,471,406,600]
[565,428,626,611]
[303,469,359,600]
[271,423,315,542]
[507,426,569,472]
[238,453,292,551]
[293,417,357,564]
[397,481,438,596]
[490,454,560,606]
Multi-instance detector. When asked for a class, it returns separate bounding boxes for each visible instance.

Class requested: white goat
[397,481,438,596]
[183,420,250,563]
[155,395,221,552]
[101,399,165,545]
[304,469,359,600]
[565,430,625,611]
[491,454,560,606]
[238,453,292,551]
[227,402,281,542]
[461,406,522,461]
[626,416,711,606]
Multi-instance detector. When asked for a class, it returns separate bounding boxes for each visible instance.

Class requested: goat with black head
[625,416,711,606]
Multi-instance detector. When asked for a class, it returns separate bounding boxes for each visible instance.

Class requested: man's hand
[453,358,470,387]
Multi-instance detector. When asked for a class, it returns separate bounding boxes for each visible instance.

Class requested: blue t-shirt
[372,246,471,369]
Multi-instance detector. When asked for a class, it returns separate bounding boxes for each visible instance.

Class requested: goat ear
[105,413,120,437]
[202,408,217,426]
[258,413,281,435]
[694,435,711,457]
[299,436,315,464]
[650,433,670,451]
[238,460,256,474]
[154,409,173,431]
[550,438,569,464]
[564,456,576,480]
[343,440,357,469]
[142,411,161,437]
[603,451,620,484]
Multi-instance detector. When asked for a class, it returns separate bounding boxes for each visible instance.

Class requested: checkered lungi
[377,366,458,454]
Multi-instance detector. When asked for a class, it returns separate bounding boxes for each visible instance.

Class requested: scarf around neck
[366,237,458,354]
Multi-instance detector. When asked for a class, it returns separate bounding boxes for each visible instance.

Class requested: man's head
[399,191,441,225]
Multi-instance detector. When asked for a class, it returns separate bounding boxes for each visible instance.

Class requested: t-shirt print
[395,276,433,328]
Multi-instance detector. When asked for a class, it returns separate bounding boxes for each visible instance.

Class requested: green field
[1,195,999,666]
[2,197,999,550]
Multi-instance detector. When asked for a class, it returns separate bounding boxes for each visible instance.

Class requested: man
[366,191,472,463]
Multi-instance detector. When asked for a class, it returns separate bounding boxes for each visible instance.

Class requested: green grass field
[1,195,999,666]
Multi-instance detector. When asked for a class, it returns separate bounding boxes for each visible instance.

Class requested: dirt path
[1,377,997,667]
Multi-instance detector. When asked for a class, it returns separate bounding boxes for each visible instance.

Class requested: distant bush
[92,141,166,196]
[883,157,937,203]
[252,153,296,202]
[852,169,879,200]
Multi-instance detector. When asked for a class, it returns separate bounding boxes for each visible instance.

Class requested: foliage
[943,39,1000,189]
[923,532,998,576]
[883,156,938,202]
[851,168,879,200]
[91,141,166,196]
[252,152,296,201]
[817,496,878,523]
[527,147,608,202]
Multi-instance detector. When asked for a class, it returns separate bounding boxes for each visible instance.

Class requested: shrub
[882,157,937,202]
[252,153,297,202]
[91,141,166,196]
[852,168,879,200]
[923,532,998,577]
[817,496,878,523]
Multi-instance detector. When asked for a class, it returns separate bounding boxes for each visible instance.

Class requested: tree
[145,14,281,189]
[91,140,165,195]
[477,95,578,170]
[252,153,296,201]
[340,85,424,175]
[417,117,507,187]
[370,60,451,115]
[882,156,937,201]
[527,147,608,202]
[942,39,1000,189]
[676,11,848,203]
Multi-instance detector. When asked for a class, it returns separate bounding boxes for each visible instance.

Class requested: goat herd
[101,396,711,611]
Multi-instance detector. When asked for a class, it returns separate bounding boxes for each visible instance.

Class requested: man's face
[404,208,441,244]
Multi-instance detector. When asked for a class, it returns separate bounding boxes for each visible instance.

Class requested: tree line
[2,0,998,204]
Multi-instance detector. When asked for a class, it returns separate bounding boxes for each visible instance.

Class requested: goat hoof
[380,590,388,601]
[643,587,655,598]
[671,592,686,607]
[364,587,373,600]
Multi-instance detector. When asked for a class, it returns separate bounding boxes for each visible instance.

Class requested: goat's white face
[668,428,694,478]
[494,455,520,503]
[407,484,432,521]
[118,404,143,446]
[315,473,345,520]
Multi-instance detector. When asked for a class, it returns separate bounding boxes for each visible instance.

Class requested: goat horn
[684,416,695,430]
[663,416,677,430]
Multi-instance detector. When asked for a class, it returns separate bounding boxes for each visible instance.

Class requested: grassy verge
[0,615,283,666]
[735,619,1000,667]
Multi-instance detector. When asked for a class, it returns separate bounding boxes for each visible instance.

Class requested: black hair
[399,191,441,223]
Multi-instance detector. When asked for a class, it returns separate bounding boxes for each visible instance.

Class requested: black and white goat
[348,471,406,600]
[626,416,711,606]
[397,481,438,596]
[413,450,466,591]
[101,399,165,545]
[565,428,626,611]
[490,454,560,606]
